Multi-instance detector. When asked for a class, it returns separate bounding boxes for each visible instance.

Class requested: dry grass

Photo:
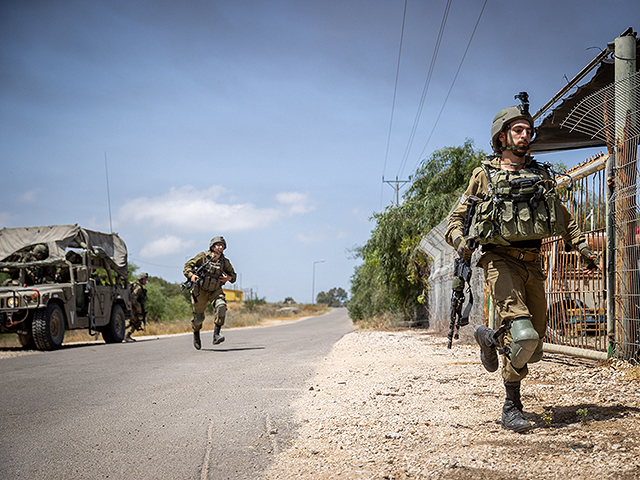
[0,303,330,348]
[353,311,405,330]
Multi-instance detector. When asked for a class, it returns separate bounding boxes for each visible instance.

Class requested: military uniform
[25,244,57,284]
[183,236,236,349]
[446,155,590,382]
[446,99,597,432]
[125,273,148,342]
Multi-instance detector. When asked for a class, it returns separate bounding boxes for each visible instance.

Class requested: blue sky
[1,1,637,302]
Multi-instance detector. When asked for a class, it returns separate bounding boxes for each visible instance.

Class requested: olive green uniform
[128,280,148,335]
[446,155,590,383]
[183,251,236,331]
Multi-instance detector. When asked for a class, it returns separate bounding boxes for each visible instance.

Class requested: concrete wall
[418,218,485,344]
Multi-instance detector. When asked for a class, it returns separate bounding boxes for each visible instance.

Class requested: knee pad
[215,303,227,325]
[508,318,540,369]
[528,339,544,363]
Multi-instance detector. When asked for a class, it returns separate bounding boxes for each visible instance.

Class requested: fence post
[614,30,638,360]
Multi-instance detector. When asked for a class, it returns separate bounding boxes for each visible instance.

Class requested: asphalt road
[0,308,354,479]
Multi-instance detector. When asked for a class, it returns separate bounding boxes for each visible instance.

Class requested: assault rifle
[180,256,215,292]
[448,196,479,349]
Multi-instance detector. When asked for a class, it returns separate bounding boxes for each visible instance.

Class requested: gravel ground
[263,330,640,480]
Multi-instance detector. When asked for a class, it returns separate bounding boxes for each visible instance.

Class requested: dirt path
[263,330,640,480]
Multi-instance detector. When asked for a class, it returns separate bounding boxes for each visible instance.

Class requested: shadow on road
[202,346,266,352]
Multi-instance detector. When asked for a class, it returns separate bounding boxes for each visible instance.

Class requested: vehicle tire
[102,304,126,344]
[32,303,66,351]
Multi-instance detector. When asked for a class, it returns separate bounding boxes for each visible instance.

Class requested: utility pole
[382,176,410,206]
[312,259,325,304]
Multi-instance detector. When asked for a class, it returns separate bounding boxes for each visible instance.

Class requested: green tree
[144,275,191,323]
[316,287,348,307]
[349,140,484,322]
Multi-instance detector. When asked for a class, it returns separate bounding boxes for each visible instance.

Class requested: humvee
[0,225,133,350]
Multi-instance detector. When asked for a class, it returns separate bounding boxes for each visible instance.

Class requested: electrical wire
[396,0,453,179]
[412,0,488,171]
[381,0,409,210]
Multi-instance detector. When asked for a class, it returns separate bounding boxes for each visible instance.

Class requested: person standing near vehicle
[125,272,148,342]
[183,236,236,350]
[445,96,599,432]
[26,244,57,284]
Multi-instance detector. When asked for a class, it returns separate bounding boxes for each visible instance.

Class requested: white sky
[1,0,638,302]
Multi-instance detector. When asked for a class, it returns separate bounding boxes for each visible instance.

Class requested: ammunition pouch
[200,276,222,292]
[472,162,566,246]
[200,259,224,291]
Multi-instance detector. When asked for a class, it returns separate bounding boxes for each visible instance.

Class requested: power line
[396,0,453,179]
[412,0,489,172]
[381,0,409,210]
[383,176,410,206]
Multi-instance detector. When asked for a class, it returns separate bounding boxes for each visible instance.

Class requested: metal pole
[614,30,637,360]
[543,342,608,361]
[312,260,325,304]
[532,46,613,122]
[606,152,616,357]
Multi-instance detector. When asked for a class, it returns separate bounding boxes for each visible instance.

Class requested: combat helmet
[490,92,534,154]
[33,244,48,257]
[137,272,149,281]
[210,236,227,250]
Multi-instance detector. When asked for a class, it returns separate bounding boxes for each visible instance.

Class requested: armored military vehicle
[0,225,133,350]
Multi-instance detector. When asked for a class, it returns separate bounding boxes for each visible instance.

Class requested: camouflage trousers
[191,288,227,331]
[127,311,144,334]
[478,249,547,383]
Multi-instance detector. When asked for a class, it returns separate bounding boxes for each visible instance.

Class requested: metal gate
[543,154,608,355]
[543,68,640,362]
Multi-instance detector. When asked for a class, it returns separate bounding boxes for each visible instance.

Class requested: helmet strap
[500,128,528,157]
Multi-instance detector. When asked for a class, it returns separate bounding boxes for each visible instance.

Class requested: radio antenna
[104,151,113,232]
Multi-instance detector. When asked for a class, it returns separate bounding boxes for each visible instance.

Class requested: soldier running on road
[183,236,236,350]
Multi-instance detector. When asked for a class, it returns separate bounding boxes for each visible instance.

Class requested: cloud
[276,191,315,214]
[117,186,313,232]
[139,235,193,258]
[18,190,38,204]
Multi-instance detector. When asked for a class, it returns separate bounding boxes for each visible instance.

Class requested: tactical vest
[200,255,224,292]
[472,161,566,246]
[131,282,148,306]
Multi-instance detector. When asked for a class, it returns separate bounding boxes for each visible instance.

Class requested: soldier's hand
[190,274,199,283]
[580,246,600,274]
[220,273,231,283]
[453,235,473,262]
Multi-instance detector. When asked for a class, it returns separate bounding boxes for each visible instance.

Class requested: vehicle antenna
[104,151,113,233]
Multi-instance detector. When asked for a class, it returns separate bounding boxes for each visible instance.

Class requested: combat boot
[473,325,498,372]
[124,332,136,343]
[506,381,524,412]
[213,324,225,345]
[193,330,201,350]
[502,382,531,432]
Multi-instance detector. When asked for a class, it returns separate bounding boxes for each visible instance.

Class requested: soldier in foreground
[445,95,599,432]
[125,272,148,342]
[183,236,236,350]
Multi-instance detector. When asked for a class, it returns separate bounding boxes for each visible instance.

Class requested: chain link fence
[420,69,640,362]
